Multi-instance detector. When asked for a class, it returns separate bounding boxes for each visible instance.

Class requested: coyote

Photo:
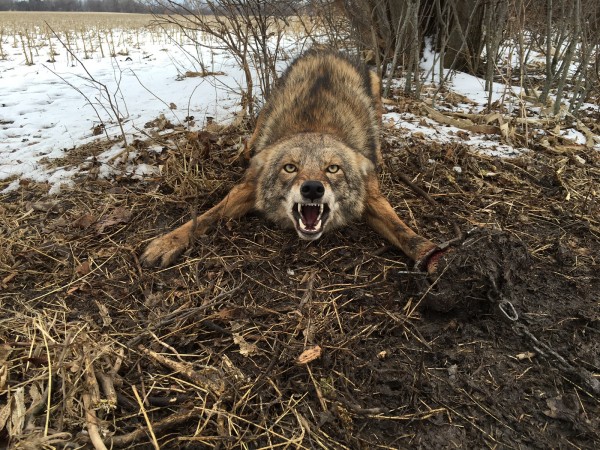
[141,51,442,271]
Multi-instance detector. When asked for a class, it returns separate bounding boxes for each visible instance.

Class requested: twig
[330,394,387,416]
[42,65,110,141]
[139,345,225,397]
[150,331,185,362]
[95,372,117,408]
[83,347,107,450]
[132,385,160,450]
[126,284,242,347]
[512,323,600,395]
[107,409,197,447]
[396,172,463,241]
[110,347,125,376]
[82,391,107,450]
[147,394,194,407]
[37,317,52,437]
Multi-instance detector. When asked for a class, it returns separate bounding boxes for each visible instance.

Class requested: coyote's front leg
[141,176,257,268]
[363,176,440,272]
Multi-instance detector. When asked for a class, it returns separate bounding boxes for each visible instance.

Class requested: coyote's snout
[294,178,328,238]
[295,179,327,237]
[141,51,441,271]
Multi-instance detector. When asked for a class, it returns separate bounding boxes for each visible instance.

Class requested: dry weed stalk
[45,24,129,147]
[0,28,6,59]
[152,0,291,118]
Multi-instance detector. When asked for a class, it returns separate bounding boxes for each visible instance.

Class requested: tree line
[0,0,156,13]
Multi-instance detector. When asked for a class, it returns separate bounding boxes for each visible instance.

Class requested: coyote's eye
[283,163,297,173]
[326,164,340,174]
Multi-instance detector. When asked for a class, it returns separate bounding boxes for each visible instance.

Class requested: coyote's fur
[141,51,440,270]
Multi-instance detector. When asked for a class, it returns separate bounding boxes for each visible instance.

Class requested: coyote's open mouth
[292,202,330,238]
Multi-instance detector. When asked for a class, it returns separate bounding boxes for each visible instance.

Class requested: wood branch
[107,409,199,448]
[139,346,225,397]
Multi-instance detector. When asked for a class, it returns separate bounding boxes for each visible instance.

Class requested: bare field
[0,11,158,33]
[0,11,313,35]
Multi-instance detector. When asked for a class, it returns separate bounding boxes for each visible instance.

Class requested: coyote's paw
[423,248,452,275]
[141,230,191,268]
[414,244,452,275]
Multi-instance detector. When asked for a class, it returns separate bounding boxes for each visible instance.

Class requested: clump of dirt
[423,228,531,313]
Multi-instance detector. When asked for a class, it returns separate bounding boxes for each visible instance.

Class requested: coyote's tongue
[301,205,320,228]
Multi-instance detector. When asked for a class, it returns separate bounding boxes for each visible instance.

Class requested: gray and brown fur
[141,51,439,270]
[246,51,383,166]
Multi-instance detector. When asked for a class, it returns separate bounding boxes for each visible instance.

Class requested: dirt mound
[424,228,531,313]
[1,123,599,449]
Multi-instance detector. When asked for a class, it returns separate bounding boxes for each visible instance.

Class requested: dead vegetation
[1,92,599,448]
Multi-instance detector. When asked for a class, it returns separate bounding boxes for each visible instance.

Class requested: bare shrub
[535,0,600,114]
[321,0,598,114]
[150,0,294,120]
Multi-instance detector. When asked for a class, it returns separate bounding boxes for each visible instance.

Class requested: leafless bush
[46,25,130,145]
[150,0,293,120]
[534,0,599,114]
[297,0,354,50]
[321,0,598,114]
[150,0,597,118]
[317,0,493,98]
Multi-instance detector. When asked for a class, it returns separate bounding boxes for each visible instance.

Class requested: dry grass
[0,12,157,33]
[0,11,315,35]
[0,101,599,448]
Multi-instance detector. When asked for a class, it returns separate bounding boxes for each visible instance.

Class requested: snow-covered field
[0,12,307,192]
[1,12,597,194]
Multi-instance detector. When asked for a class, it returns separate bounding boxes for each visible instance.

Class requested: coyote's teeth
[296,203,326,219]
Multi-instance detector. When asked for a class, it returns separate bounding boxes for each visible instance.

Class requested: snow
[420,37,523,112]
[1,14,595,195]
[382,111,524,158]
[0,25,251,192]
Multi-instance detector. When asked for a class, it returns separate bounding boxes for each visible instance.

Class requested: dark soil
[0,123,599,449]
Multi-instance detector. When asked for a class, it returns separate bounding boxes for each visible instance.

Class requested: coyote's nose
[300,180,325,200]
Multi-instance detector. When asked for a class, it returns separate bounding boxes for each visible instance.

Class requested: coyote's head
[253,133,375,240]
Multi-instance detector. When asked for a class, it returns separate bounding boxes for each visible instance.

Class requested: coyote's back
[248,51,383,166]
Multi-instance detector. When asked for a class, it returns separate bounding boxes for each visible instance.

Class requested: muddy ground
[1,116,599,449]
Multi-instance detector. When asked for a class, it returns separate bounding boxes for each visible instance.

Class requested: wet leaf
[544,395,580,422]
[0,400,11,432]
[75,260,91,276]
[233,333,258,357]
[9,387,25,436]
[29,199,62,213]
[72,213,96,229]
[95,207,132,233]
[515,351,536,361]
[94,300,112,327]
[0,344,10,392]
[29,383,42,409]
